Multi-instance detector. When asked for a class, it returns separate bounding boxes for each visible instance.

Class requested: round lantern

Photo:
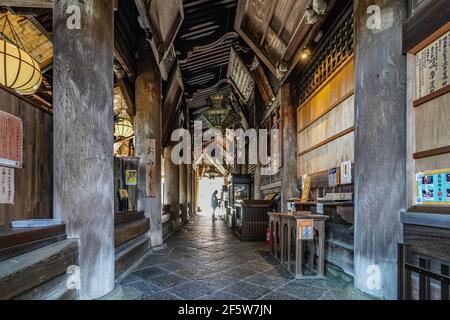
[0,39,43,95]
[114,117,134,141]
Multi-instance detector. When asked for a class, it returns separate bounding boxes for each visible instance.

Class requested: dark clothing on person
[211,193,218,209]
[211,191,218,222]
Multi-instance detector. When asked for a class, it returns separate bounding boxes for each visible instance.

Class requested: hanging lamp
[0,13,43,96]
[114,116,134,141]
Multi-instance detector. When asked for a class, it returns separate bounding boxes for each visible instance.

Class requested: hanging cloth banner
[0,110,23,168]
[0,166,14,204]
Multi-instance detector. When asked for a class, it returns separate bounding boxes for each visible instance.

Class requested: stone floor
[119,213,373,300]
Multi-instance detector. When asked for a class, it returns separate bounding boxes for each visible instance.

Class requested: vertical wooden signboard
[144,139,157,198]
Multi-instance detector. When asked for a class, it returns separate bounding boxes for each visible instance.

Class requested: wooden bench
[0,224,66,263]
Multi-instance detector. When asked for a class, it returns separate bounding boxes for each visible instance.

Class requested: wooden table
[268,212,329,279]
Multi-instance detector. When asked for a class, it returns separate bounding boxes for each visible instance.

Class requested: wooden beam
[413,146,450,160]
[403,1,450,54]
[0,0,52,8]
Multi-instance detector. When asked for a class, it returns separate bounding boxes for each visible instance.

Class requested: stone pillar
[179,163,187,222]
[135,44,163,247]
[164,146,180,225]
[53,0,114,299]
[354,0,407,300]
[281,83,299,211]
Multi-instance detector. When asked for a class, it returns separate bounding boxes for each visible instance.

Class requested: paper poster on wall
[144,139,157,198]
[0,110,23,168]
[416,169,450,205]
[340,161,352,185]
[125,170,137,186]
[328,168,340,187]
[416,30,450,99]
[297,219,314,240]
[0,166,14,204]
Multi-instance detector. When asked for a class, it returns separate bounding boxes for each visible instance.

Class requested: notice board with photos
[0,110,23,168]
[416,169,450,205]
[407,22,450,210]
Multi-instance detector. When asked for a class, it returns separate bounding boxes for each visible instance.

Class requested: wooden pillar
[254,162,263,200]
[164,146,180,225]
[135,45,163,247]
[354,0,407,300]
[53,0,114,299]
[281,83,299,210]
[187,165,193,217]
[179,163,187,222]
[194,171,200,213]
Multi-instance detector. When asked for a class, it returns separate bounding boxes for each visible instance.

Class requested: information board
[0,110,23,168]
[416,169,450,205]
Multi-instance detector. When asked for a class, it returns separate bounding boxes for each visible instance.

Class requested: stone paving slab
[119,214,374,301]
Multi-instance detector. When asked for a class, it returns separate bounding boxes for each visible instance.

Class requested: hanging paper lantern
[114,117,134,141]
[0,39,43,95]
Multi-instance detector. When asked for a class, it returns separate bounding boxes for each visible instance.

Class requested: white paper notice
[0,166,14,204]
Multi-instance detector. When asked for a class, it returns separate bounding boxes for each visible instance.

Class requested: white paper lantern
[0,39,42,95]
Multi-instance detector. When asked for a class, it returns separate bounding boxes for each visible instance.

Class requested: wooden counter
[268,212,328,279]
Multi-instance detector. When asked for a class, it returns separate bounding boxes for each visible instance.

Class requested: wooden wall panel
[297,59,354,133]
[416,153,450,177]
[414,92,450,153]
[297,132,354,177]
[0,88,52,227]
[297,95,354,154]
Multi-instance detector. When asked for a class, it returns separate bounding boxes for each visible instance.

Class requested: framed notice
[297,219,314,240]
[415,30,450,99]
[125,170,137,186]
[0,110,23,168]
[0,166,14,204]
[144,139,157,198]
[416,169,450,205]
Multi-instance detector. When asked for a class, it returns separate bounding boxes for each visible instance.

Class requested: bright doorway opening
[198,177,224,214]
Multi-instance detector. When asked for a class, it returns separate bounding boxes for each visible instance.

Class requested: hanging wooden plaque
[144,139,157,198]
[416,30,450,99]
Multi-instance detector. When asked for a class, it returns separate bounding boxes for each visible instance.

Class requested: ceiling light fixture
[301,48,312,60]
[0,13,43,96]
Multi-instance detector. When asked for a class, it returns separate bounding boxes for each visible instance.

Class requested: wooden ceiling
[175,0,253,112]
[235,0,338,80]
[0,0,351,132]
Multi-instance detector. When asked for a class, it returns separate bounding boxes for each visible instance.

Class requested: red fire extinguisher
[266,226,271,245]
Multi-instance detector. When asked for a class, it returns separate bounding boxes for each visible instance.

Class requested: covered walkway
[119,214,372,300]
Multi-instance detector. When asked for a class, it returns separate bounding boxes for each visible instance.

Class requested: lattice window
[297,11,354,105]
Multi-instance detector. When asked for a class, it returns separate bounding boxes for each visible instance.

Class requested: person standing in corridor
[211,190,219,222]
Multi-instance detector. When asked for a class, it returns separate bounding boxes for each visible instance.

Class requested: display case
[227,174,252,229]
[229,174,252,205]
[114,157,139,212]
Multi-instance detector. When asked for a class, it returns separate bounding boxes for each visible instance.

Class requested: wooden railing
[398,244,450,300]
